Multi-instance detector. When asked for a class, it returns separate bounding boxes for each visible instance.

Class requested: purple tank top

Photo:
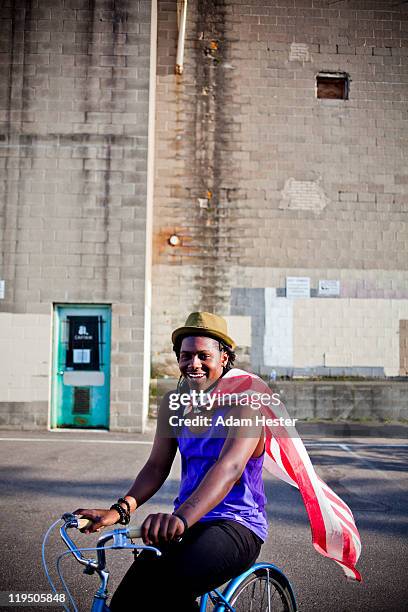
[173,406,268,541]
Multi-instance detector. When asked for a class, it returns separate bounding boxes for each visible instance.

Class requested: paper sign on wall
[318,280,340,297]
[286,277,310,298]
[73,349,91,364]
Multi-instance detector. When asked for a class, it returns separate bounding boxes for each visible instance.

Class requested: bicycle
[43,513,298,612]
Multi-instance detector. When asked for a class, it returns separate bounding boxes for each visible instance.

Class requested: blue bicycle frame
[57,515,297,612]
[59,515,161,612]
[199,562,297,612]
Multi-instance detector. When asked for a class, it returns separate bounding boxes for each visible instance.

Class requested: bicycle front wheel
[227,567,297,612]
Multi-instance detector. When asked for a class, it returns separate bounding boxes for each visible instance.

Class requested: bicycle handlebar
[42,514,160,612]
[75,516,142,539]
[127,525,142,539]
[60,513,157,574]
[76,517,93,531]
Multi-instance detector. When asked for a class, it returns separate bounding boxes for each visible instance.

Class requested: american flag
[212,368,362,581]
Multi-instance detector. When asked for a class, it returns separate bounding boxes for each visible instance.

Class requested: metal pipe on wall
[176,0,188,74]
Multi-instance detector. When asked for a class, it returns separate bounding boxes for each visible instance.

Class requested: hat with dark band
[172,312,236,350]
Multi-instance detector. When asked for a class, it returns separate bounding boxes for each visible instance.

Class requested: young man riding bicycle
[75,312,267,611]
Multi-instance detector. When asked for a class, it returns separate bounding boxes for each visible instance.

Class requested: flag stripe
[332,505,361,540]
[322,487,354,519]
[318,477,354,518]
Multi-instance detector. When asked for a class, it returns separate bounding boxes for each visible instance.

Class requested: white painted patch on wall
[279,178,329,211]
[224,316,251,347]
[0,313,51,401]
[264,288,293,367]
[289,42,310,62]
[292,298,408,375]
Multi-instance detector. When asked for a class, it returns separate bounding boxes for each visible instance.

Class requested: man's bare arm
[175,407,262,526]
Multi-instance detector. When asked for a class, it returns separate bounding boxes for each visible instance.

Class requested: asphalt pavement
[0,423,407,611]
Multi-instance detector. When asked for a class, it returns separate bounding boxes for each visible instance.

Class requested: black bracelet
[117,497,131,514]
[110,503,130,525]
[172,512,188,532]
[110,503,126,523]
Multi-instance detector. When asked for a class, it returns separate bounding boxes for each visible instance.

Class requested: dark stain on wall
[81,0,129,298]
[160,0,237,314]
[192,0,232,312]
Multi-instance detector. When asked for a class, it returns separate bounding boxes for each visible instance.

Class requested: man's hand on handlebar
[71,508,187,544]
[141,512,185,546]
[72,508,121,534]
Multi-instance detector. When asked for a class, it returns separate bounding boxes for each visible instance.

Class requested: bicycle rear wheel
[227,566,296,612]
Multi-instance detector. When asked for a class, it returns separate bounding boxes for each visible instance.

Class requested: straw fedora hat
[171,312,236,350]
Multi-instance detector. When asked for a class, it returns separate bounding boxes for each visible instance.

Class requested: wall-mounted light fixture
[168,234,181,247]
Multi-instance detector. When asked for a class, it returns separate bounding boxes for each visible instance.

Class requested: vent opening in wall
[316,72,349,100]
[73,387,91,414]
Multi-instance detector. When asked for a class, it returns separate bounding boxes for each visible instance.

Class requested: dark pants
[109,520,263,611]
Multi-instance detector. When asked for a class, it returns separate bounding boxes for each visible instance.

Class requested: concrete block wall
[152,0,408,376]
[0,0,153,430]
[275,381,408,422]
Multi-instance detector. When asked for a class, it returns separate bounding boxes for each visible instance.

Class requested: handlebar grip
[127,526,142,539]
[77,517,94,531]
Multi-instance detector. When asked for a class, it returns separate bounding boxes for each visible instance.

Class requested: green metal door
[51,305,111,429]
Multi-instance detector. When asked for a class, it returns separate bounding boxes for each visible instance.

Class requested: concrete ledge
[260,366,386,378]
[271,381,408,421]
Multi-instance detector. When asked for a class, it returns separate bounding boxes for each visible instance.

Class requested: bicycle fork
[90,569,110,612]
